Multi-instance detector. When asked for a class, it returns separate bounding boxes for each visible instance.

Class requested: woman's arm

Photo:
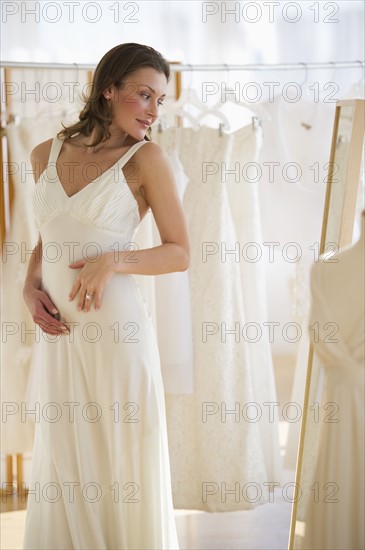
[67,142,190,311]
[23,235,70,335]
[116,141,190,274]
[22,142,70,335]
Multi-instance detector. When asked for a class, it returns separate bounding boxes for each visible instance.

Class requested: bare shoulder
[31,138,53,165]
[30,138,54,182]
[134,141,170,167]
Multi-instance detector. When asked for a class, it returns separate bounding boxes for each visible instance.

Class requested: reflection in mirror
[289,99,365,550]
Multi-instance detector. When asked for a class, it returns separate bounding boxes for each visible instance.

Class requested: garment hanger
[20,62,81,123]
[296,61,309,101]
[164,65,231,133]
[210,92,271,131]
[194,106,230,131]
[33,105,79,121]
[158,101,231,133]
[297,62,317,130]
[173,82,209,112]
[8,105,77,124]
[210,64,271,130]
[158,104,200,130]
[173,85,231,129]
[344,60,365,98]
[211,93,271,127]
[172,65,222,114]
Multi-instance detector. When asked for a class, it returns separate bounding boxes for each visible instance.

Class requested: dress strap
[48,136,147,168]
[117,140,148,168]
[48,136,64,165]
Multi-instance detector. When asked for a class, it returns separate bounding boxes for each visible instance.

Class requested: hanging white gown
[164,125,269,512]
[22,136,179,550]
[226,122,282,481]
[301,232,364,550]
[133,126,194,394]
[257,95,337,470]
[152,145,194,394]
[283,102,361,469]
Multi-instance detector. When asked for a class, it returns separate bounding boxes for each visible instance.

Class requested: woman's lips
[137,119,150,128]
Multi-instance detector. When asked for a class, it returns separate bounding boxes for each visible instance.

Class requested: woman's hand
[23,286,70,336]
[68,252,116,312]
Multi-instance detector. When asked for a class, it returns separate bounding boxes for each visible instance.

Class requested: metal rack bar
[1,60,364,71]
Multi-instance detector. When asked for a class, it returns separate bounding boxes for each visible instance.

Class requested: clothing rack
[1,57,364,241]
[1,60,364,71]
[0,55,363,242]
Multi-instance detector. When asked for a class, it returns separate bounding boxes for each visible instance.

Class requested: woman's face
[106,67,167,139]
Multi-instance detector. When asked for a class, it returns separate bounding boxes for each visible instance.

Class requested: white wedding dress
[164,126,269,512]
[133,125,194,394]
[301,224,364,550]
[22,136,179,550]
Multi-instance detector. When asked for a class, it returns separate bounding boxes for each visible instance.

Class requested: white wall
[2,1,363,65]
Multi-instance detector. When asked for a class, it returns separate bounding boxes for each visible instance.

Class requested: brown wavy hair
[57,43,170,146]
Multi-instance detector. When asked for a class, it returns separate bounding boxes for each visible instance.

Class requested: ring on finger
[85,293,93,300]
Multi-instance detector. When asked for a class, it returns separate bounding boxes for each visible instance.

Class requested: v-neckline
[55,167,118,200]
[54,137,138,200]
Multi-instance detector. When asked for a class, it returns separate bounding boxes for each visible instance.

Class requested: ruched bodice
[33,136,143,237]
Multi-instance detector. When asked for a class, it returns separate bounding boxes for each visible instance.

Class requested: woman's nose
[147,102,159,118]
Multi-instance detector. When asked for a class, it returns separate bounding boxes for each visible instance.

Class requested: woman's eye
[141,93,164,107]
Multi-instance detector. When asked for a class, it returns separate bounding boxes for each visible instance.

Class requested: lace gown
[164,126,269,512]
[22,137,179,550]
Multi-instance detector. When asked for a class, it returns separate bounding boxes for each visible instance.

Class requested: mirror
[289,99,365,549]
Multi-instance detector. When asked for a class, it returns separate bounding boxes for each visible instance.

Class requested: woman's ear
[102,87,112,100]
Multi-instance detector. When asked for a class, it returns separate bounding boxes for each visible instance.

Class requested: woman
[22,43,189,549]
